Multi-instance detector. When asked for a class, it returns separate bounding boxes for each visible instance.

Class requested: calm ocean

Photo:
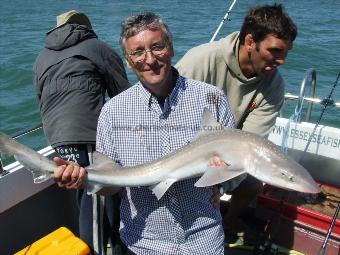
[1,0,339,150]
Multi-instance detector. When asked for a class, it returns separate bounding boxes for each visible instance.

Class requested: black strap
[237,81,264,129]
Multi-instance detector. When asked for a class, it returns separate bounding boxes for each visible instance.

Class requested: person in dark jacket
[33,10,131,254]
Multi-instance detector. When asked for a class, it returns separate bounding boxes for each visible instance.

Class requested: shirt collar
[138,67,187,114]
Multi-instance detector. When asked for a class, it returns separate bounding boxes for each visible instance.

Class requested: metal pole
[294,69,316,122]
[210,0,238,42]
[306,70,316,121]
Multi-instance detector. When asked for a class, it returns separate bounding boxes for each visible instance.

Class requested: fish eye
[281,171,295,182]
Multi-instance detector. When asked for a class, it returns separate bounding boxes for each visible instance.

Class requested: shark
[0,109,320,199]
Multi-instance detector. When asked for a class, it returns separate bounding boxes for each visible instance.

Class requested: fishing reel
[253,240,278,255]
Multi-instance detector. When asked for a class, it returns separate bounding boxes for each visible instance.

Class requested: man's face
[124,29,173,91]
[249,34,292,76]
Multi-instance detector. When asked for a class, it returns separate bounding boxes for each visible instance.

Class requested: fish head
[248,142,320,194]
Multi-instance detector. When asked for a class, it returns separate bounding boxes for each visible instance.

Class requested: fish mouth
[305,182,321,194]
[266,177,321,194]
[289,181,321,194]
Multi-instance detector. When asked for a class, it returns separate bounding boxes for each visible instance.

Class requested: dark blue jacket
[33,24,130,147]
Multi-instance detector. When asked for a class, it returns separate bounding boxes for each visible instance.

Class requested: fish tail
[0,132,16,158]
[0,132,54,183]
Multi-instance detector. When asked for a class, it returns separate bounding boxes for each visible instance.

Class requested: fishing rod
[318,202,340,255]
[299,72,340,163]
[210,0,238,42]
[10,122,43,139]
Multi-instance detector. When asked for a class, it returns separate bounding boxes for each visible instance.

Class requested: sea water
[1,0,339,150]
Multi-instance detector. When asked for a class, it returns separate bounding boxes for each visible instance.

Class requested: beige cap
[48,10,92,33]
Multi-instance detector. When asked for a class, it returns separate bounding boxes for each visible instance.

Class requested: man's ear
[244,34,256,52]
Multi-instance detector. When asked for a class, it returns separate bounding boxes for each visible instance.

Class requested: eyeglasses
[128,43,168,64]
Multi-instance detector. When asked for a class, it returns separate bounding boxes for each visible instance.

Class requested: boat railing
[283,68,340,122]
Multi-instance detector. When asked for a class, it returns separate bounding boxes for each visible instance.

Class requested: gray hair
[120,12,173,57]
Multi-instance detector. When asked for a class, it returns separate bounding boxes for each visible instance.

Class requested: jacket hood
[219,31,260,84]
[45,23,97,50]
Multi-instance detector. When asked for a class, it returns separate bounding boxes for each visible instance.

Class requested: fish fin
[194,165,245,187]
[86,182,103,195]
[193,108,224,140]
[32,170,51,183]
[149,178,177,200]
[87,151,121,172]
[12,154,52,183]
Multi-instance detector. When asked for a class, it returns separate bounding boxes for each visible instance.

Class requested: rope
[280,97,304,154]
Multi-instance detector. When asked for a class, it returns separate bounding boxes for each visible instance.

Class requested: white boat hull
[269,117,340,187]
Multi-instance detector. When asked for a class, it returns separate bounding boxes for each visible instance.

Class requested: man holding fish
[0,6,319,255]
[54,12,236,255]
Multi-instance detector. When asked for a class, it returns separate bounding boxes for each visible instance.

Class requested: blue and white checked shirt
[96,69,235,255]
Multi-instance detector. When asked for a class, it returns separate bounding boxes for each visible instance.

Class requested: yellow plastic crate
[14,227,90,255]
